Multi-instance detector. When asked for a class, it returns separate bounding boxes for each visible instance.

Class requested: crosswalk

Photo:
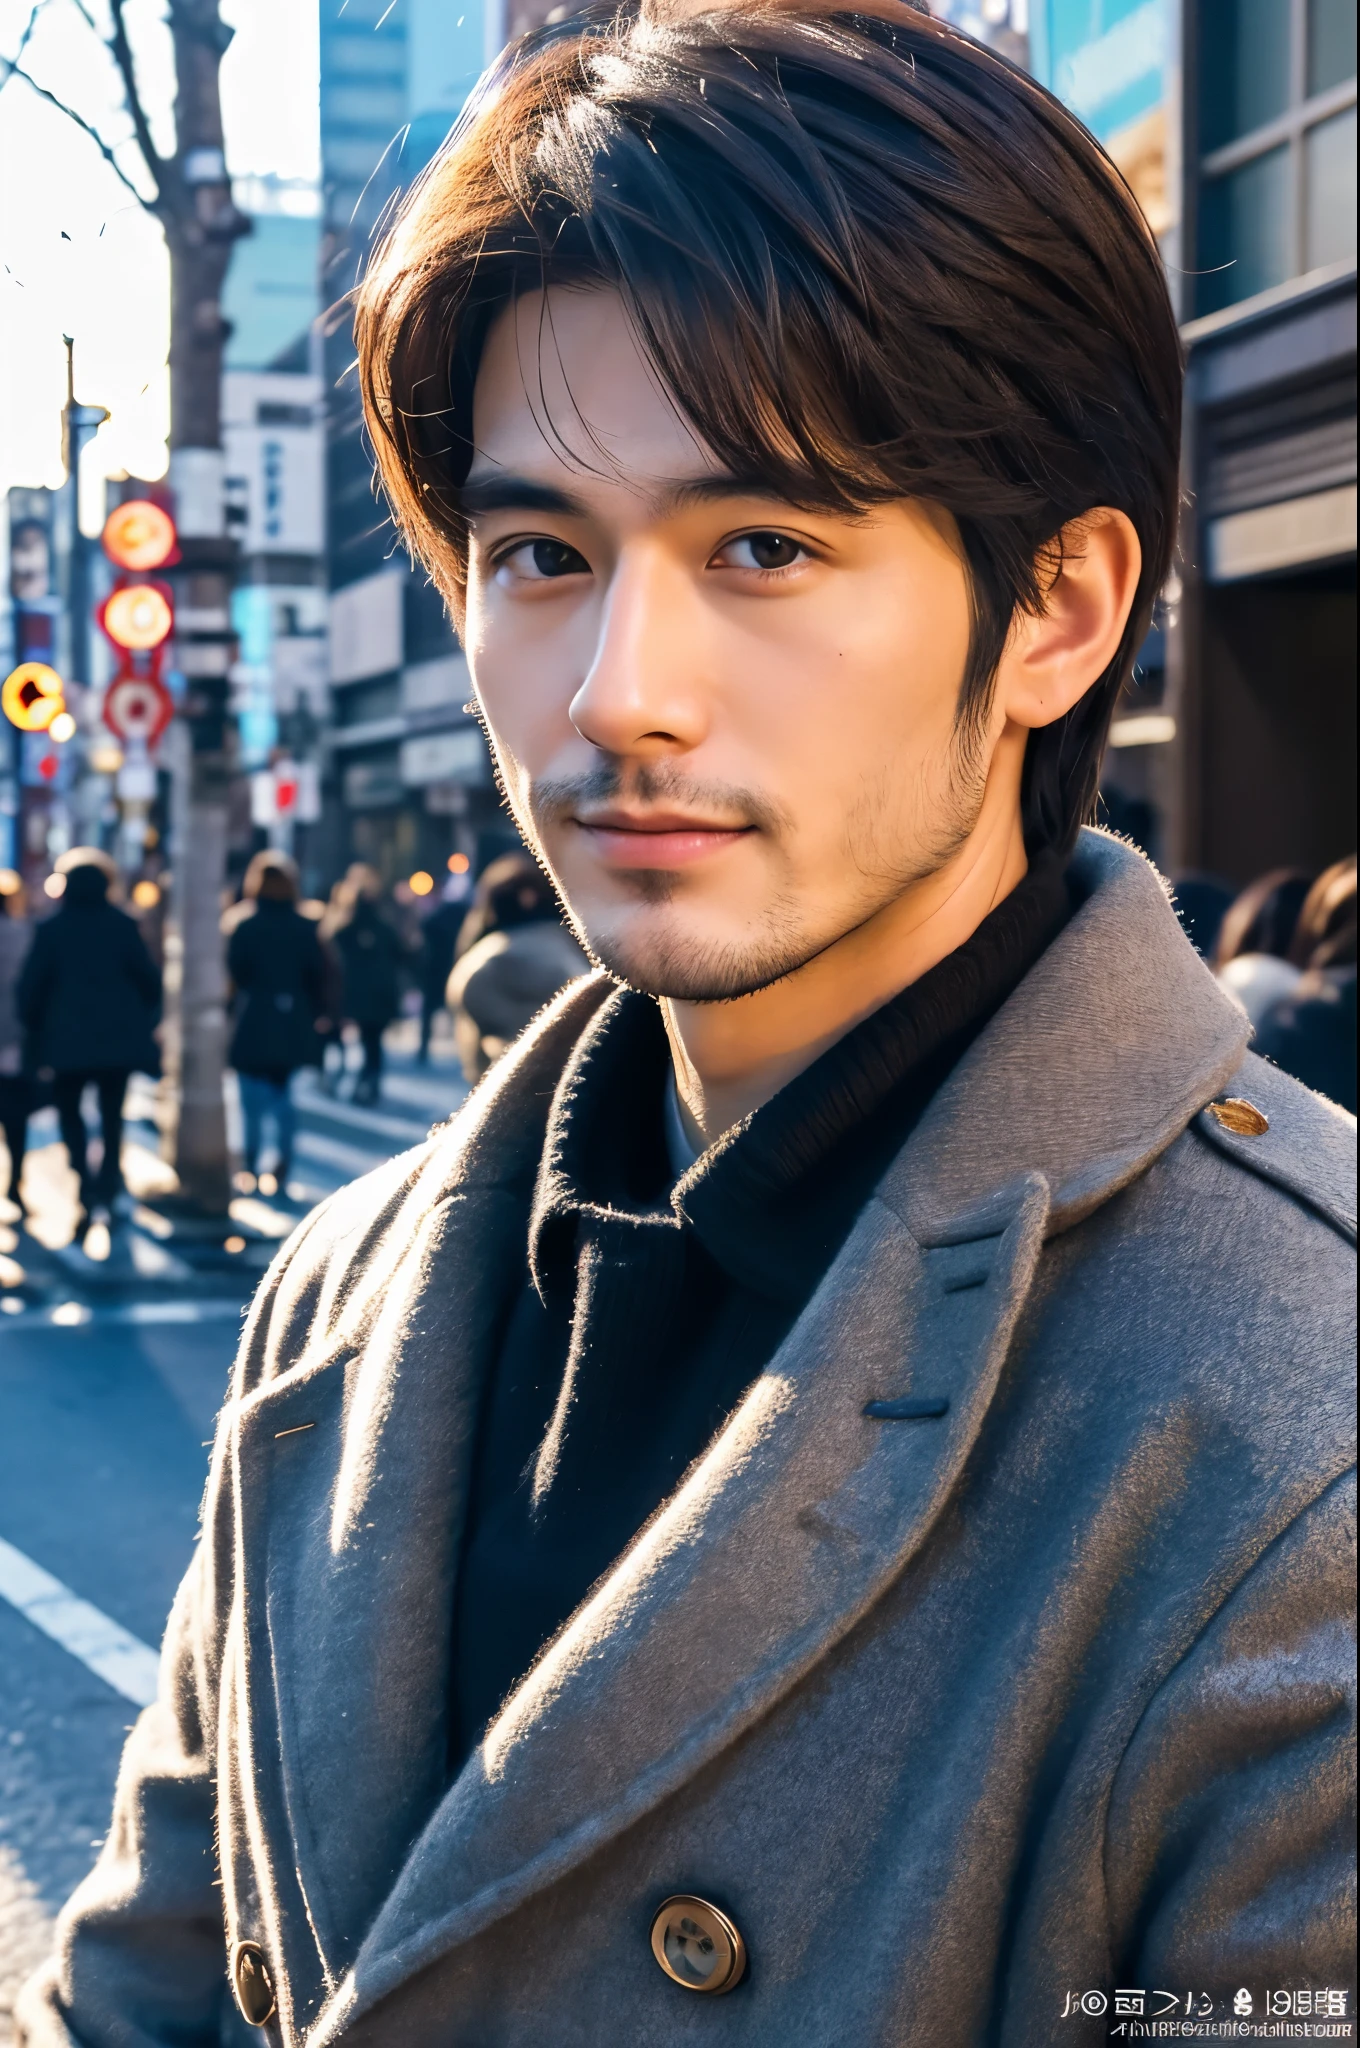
[284,1053,467,1200]
[3,1034,469,1285]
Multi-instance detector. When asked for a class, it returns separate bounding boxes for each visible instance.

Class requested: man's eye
[495,538,590,583]
[721,532,806,572]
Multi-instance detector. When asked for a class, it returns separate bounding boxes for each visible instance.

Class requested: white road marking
[0,1537,160,1707]
[3,1300,245,1331]
[293,1128,402,1177]
[293,1088,433,1145]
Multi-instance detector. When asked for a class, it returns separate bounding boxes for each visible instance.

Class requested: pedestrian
[224,850,328,1196]
[416,872,471,1064]
[23,6,1353,2041]
[447,851,588,1080]
[16,848,161,1235]
[326,864,405,1105]
[1213,865,1314,1026]
[1254,854,1357,1112]
[0,868,33,1217]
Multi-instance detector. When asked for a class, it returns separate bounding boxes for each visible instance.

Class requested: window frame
[1195,0,1357,313]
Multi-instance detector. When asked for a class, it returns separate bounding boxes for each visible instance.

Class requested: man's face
[464,289,989,1001]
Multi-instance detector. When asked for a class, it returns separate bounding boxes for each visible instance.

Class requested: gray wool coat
[19,831,1357,2047]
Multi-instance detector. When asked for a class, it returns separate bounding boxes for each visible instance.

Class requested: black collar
[529,855,1072,1304]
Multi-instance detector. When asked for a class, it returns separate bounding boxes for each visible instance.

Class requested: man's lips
[571,810,754,869]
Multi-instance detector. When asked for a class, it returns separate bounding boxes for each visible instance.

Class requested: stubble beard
[522,738,991,1005]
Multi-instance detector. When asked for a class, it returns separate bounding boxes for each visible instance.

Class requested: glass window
[1306,105,1359,267]
[1199,147,1292,313]
[1201,0,1293,150]
[1308,0,1358,96]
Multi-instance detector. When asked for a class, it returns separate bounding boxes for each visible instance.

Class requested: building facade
[1170,0,1356,883]
[317,0,520,891]
[220,176,329,889]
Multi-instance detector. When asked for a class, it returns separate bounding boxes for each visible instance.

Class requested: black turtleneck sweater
[449,857,1072,1768]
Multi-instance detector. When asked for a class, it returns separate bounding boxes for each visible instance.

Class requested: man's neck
[662,725,1030,1151]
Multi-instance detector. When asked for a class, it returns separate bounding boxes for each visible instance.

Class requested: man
[22,3,1354,2043]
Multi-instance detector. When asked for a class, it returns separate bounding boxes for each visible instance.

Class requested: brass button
[231,1940,277,2027]
[1207,1097,1270,1137]
[650,1894,747,1994]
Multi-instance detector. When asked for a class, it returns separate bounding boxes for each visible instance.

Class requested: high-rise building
[318,0,526,889]
[221,175,328,885]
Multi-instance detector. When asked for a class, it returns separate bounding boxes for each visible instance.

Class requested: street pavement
[0,1029,467,2035]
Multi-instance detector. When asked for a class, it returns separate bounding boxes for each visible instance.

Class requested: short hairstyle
[356,0,1182,854]
[243,850,300,903]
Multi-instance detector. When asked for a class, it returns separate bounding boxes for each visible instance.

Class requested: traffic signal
[2,660,65,732]
[99,502,178,753]
[99,581,174,651]
[101,499,177,572]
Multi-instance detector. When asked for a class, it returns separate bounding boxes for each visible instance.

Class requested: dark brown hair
[243,850,300,903]
[356,0,1182,854]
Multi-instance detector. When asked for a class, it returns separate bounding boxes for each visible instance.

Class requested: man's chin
[579,914,817,1005]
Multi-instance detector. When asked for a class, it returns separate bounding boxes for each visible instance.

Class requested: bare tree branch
[0,0,53,104]
[0,54,154,208]
[106,0,166,190]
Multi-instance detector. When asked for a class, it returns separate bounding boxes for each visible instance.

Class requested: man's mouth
[571,807,755,870]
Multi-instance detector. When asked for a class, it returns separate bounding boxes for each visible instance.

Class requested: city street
[0,1035,467,2032]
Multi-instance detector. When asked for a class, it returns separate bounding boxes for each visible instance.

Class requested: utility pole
[6,1,250,1213]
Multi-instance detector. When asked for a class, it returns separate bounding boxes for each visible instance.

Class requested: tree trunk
[156,0,248,1213]
[166,0,241,451]
[167,759,232,1208]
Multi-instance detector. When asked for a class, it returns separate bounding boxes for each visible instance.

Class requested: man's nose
[569,545,709,758]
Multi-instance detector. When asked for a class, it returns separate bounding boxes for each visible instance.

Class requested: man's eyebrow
[458,469,829,523]
[458,475,590,519]
[666,472,802,511]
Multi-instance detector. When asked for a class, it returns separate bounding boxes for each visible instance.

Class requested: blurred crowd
[0,843,587,1237]
[1192,853,1356,1114]
[0,840,1351,1243]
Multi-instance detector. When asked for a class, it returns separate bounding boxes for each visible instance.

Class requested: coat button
[231,1940,277,2027]
[1207,1097,1270,1136]
[650,1894,747,1994]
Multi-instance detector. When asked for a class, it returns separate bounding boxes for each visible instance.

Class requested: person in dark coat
[416,878,471,1063]
[17,848,161,1227]
[225,851,328,1192]
[0,869,33,1216]
[326,864,407,1105]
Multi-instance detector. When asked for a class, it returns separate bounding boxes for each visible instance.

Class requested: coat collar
[248,831,1248,2040]
[885,829,1250,1243]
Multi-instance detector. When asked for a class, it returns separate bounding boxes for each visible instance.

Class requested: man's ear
[995,509,1142,731]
